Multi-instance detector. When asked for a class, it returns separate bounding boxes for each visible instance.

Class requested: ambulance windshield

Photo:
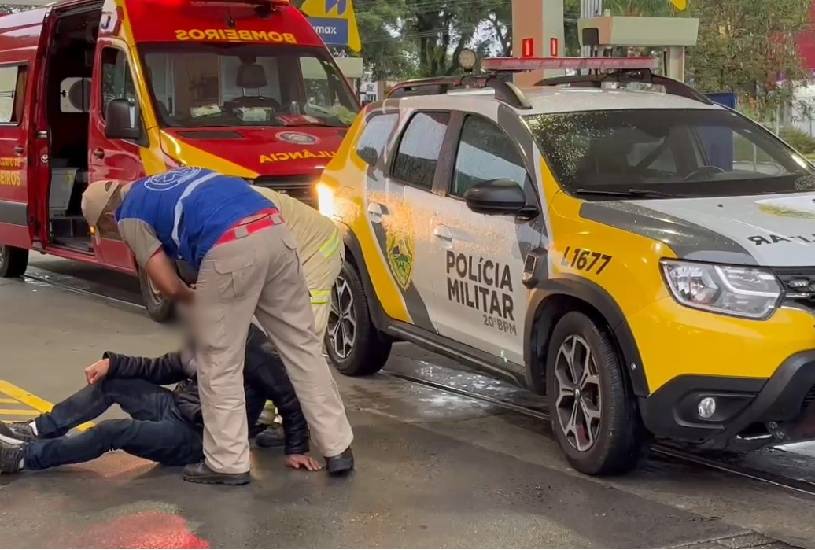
[527,109,815,199]
[142,45,358,128]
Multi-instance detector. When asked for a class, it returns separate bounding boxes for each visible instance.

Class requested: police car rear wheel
[0,245,27,278]
[138,267,174,323]
[326,263,392,377]
[546,312,643,475]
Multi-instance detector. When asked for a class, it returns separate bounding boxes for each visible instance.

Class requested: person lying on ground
[0,325,319,477]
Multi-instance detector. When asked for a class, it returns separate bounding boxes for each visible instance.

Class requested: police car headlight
[661,260,782,319]
[316,181,337,219]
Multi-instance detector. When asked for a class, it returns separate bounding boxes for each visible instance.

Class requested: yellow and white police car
[317,57,815,475]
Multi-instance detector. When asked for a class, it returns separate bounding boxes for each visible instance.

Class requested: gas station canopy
[578,16,699,48]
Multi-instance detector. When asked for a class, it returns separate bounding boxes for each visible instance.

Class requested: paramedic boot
[0,420,37,444]
[325,447,354,476]
[0,438,24,474]
[183,462,250,486]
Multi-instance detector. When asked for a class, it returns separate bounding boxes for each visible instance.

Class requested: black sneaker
[0,420,36,444]
[255,425,285,448]
[325,447,354,476]
[183,462,250,486]
[0,438,24,474]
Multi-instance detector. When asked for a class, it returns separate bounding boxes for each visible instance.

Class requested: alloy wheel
[554,335,602,452]
[328,275,356,360]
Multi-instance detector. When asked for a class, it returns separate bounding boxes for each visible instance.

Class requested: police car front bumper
[639,350,815,451]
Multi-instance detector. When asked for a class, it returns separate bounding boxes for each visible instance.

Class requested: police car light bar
[482,56,659,72]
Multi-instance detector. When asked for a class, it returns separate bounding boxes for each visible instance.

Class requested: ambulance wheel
[546,312,643,476]
[138,268,174,323]
[0,245,28,278]
[326,262,392,377]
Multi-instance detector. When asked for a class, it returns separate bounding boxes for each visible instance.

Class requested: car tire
[138,267,175,323]
[546,311,643,475]
[0,245,28,278]
[326,262,392,376]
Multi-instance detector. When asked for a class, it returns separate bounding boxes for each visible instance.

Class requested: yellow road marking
[0,409,38,416]
[0,380,94,431]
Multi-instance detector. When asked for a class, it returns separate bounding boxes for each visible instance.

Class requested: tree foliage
[404,0,512,77]
[687,0,811,119]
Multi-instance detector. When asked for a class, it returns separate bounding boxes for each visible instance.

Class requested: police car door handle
[432,225,453,242]
[367,202,384,223]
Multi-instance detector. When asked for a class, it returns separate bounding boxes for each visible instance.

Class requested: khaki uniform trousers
[193,224,353,474]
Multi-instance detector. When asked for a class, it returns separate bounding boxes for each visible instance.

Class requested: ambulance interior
[45,4,102,252]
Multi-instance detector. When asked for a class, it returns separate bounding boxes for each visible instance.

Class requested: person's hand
[285,454,323,471]
[85,358,110,385]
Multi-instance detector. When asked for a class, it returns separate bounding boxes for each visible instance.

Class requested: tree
[405,0,508,77]
[604,0,674,16]
[354,0,417,80]
[484,1,512,57]
[687,0,811,120]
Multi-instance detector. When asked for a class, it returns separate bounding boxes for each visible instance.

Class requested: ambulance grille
[253,176,317,207]
[773,267,815,309]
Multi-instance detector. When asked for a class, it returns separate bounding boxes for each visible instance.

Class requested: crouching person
[0,325,317,481]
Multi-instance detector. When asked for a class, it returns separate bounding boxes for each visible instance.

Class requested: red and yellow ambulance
[0,0,358,319]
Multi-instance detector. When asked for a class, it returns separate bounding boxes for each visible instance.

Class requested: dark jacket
[103,325,309,455]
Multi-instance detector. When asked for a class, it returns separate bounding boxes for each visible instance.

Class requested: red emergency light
[521,38,535,58]
[482,56,659,72]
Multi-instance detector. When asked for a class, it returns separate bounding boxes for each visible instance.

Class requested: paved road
[0,256,813,547]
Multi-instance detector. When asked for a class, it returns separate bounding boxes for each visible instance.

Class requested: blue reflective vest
[117,168,275,269]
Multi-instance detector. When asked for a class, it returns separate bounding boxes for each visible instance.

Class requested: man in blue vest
[81,168,354,485]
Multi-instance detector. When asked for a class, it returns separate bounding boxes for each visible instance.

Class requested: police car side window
[356,113,398,166]
[452,116,527,197]
[391,111,450,189]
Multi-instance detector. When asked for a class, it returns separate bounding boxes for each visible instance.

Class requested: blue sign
[706,92,737,109]
[325,0,347,14]
[308,17,349,46]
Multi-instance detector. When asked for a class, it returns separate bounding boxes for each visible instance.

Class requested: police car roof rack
[479,56,711,105]
[537,69,713,105]
[387,75,533,110]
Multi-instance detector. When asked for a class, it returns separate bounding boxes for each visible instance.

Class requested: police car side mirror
[464,179,534,217]
[105,99,141,141]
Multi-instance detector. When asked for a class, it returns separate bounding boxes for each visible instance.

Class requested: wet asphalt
[0,256,813,548]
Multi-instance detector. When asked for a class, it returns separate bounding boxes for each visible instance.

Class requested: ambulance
[0,0,359,319]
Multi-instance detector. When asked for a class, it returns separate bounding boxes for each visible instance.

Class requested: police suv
[317,57,815,475]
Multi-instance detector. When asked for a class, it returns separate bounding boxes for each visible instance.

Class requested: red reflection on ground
[72,511,209,549]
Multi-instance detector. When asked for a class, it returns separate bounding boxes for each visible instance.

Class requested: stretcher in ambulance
[0,0,358,319]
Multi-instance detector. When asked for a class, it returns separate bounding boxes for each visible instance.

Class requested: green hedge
[779,127,815,155]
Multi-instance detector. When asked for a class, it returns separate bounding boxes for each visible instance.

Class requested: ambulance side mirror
[464,179,537,218]
[105,99,141,141]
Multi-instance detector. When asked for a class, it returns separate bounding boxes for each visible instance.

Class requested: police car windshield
[526,109,815,199]
[142,44,358,128]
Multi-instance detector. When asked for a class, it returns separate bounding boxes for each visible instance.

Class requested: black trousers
[24,378,203,470]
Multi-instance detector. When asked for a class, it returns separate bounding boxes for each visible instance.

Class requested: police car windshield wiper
[573,188,672,199]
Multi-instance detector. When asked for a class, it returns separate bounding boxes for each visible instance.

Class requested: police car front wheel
[326,263,392,377]
[546,312,644,475]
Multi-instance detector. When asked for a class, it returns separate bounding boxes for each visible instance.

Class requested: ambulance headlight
[661,260,782,319]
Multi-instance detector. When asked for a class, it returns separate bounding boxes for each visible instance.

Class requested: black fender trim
[338,224,391,333]
[524,277,649,397]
